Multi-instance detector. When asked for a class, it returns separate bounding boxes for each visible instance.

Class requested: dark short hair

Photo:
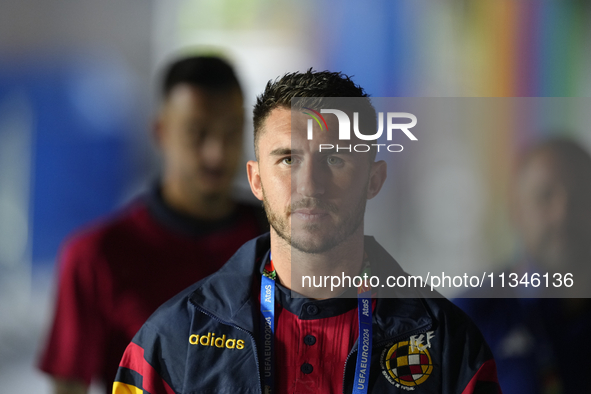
[253,69,377,159]
[520,136,591,177]
[161,56,242,98]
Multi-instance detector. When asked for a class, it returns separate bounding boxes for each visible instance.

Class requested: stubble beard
[261,186,367,254]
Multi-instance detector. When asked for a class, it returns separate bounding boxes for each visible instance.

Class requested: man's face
[515,149,591,269]
[248,107,385,254]
[157,84,244,199]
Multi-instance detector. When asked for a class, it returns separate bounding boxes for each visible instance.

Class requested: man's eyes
[326,156,344,165]
[280,156,344,166]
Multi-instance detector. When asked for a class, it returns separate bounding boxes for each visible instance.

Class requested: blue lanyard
[260,257,276,394]
[259,254,372,394]
[353,281,373,394]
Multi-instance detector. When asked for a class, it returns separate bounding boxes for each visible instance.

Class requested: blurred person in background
[455,137,591,394]
[38,55,268,394]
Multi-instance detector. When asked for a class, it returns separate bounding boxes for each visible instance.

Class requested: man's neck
[269,228,365,299]
[161,178,234,221]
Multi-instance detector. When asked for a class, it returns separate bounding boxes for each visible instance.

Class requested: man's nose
[201,137,224,167]
[295,159,325,197]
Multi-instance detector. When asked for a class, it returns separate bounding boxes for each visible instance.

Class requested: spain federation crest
[380,331,435,390]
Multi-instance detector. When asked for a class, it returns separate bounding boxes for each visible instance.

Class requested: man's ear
[153,103,171,149]
[367,160,387,200]
[153,121,162,146]
[247,160,264,201]
[153,114,166,149]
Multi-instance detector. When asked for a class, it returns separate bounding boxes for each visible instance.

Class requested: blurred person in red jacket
[38,55,268,394]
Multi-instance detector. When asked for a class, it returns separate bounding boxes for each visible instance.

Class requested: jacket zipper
[342,325,431,394]
[191,302,264,394]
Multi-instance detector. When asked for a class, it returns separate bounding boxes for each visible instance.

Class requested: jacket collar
[188,233,433,339]
[145,182,252,236]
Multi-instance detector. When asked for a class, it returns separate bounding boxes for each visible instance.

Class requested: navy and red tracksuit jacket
[113,234,501,393]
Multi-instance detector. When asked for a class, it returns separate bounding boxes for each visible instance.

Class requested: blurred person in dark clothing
[38,55,268,394]
[455,137,591,394]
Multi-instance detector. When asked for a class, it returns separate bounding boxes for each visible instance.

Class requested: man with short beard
[113,70,501,394]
